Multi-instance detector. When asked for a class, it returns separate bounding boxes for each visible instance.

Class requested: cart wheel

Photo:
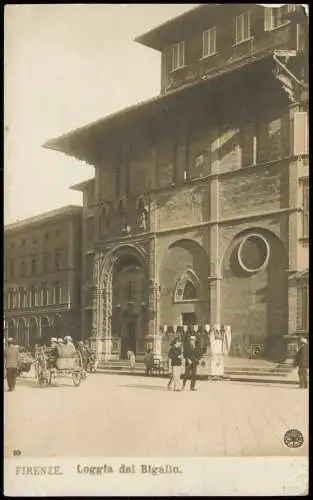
[72,371,81,386]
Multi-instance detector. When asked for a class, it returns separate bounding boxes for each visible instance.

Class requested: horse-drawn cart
[34,346,84,387]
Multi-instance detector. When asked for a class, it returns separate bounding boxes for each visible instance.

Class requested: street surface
[4,370,308,458]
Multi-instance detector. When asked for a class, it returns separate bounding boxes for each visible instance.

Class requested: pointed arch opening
[173,269,201,303]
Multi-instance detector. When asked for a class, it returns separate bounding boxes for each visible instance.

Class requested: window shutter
[264,8,272,31]
[293,112,308,155]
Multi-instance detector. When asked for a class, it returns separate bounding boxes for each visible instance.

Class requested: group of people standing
[167,326,231,391]
[167,335,200,391]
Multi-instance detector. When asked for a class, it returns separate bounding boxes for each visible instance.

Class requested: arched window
[8,289,17,308]
[40,317,50,341]
[8,289,15,309]
[18,287,27,308]
[54,282,61,305]
[173,269,201,303]
[183,281,197,300]
[29,286,37,307]
[42,284,49,306]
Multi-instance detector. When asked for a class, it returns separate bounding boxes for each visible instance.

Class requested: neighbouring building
[44,4,309,362]
[3,206,83,345]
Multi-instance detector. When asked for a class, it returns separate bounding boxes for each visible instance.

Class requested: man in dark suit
[4,338,19,392]
[182,335,201,391]
[294,337,309,388]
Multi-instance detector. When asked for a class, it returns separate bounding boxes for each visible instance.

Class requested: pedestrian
[167,339,183,391]
[182,335,201,391]
[127,349,136,369]
[4,338,19,392]
[293,337,309,389]
[144,348,154,376]
[48,337,58,368]
[77,341,88,370]
[57,337,64,344]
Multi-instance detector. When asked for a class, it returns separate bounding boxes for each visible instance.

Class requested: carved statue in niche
[137,199,148,231]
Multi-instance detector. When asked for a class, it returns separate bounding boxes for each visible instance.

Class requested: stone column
[24,319,30,347]
[102,280,113,362]
[208,132,222,324]
[91,253,104,358]
[287,103,302,337]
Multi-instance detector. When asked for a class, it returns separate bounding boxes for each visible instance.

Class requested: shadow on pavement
[227,380,302,390]
[118,384,169,391]
[13,378,79,389]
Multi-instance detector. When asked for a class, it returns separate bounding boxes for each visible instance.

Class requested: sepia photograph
[4,3,309,496]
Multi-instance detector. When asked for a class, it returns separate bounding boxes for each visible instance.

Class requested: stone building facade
[44,4,309,361]
[3,206,83,345]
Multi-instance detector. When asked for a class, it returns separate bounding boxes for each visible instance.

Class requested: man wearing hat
[4,338,19,392]
[182,334,201,391]
[293,337,309,388]
[167,339,183,391]
[47,337,58,368]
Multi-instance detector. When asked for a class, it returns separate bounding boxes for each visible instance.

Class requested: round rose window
[237,234,270,273]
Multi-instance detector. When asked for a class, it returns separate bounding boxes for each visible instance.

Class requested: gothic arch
[173,268,202,302]
[99,244,148,284]
[39,316,51,342]
[220,226,288,360]
[95,244,148,345]
[7,318,16,339]
[220,227,288,274]
[17,317,27,345]
[157,238,209,281]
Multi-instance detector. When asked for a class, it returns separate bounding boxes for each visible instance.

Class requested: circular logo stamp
[284,429,304,448]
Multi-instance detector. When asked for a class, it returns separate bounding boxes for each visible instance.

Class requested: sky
[4,4,307,225]
[4,4,196,224]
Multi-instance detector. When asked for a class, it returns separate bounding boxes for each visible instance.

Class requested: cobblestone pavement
[4,371,308,458]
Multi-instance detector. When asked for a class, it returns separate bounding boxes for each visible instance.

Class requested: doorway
[121,314,138,359]
[182,312,197,326]
[112,254,148,360]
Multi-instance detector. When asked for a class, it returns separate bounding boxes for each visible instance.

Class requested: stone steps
[96,360,305,385]
[98,360,293,373]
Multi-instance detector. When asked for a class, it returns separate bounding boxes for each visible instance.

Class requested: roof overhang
[134,4,267,51]
[43,52,273,165]
[70,178,95,192]
[134,4,205,51]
